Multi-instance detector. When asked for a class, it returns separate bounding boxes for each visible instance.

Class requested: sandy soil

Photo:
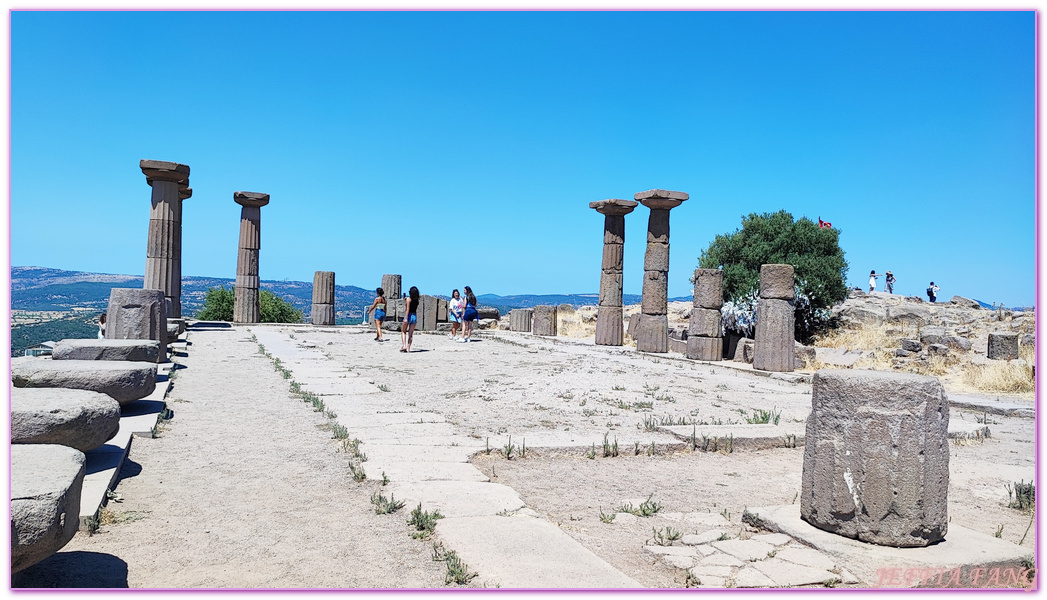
[14,324,1036,588]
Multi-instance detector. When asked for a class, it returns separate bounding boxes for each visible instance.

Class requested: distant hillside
[474,293,692,315]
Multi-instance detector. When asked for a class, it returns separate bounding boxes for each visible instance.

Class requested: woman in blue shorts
[448,289,464,340]
[367,287,386,342]
[401,286,420,352]
[459,286,478,343]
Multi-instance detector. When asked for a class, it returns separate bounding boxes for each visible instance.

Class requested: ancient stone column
[419,295,439,331]
[589,199,637,346]
[510,309,533,332]
[801,369,949,547]
[753,264,795,372]
[688,268,723,361]
[141,160,190,318]
[532,305,557,336]
[105,288,167,363]
[987,332,1019,360]
[634,189,688,352]
[311,271,335,326]
[233,192,270,324]
[381,274,402,321]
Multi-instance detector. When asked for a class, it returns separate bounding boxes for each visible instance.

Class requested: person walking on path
[927,282,940,303]
[448,289,464,340]
[401,286,420,352]
[884,271,896,294]
[367,287,387,342]
[869,270,880,293]
[459,286,479,343]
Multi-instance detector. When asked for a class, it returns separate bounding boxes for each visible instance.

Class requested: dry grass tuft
[960,345,1035,395]
[557,311,596,339]
[815,323,915,352]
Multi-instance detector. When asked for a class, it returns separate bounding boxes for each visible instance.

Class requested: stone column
[634,189,688,353]
[801,369,949,547]
[753,264,795,372]
[106,288,167,363]
[311,271,335,326]
[418,295,438,331]
[233,192,270,324]
[381,274,402,321]
[687,268,723,361]
[141,160,190,318]
[510,309,533,332]
[589,199,637,346]
[532,305,557,336]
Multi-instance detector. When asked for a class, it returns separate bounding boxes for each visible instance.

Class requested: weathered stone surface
[894,349,912,358]
[734,338,755,363]
[635,188,688,210]
[140,159,189,182]
[919,327,946,345]
[233,190,270,207]
[52,339,160,363]
[759,264,795,300]
[477,307,500,320]
[419,295,439,331]
[627,313,641,339]
[381,274,402,319]
[794,342,815,366]
[688,308,722,338]
[532,305,557,336]
[11,359,157,406]
[1020,333,1035,348]
[599,272,624,307]
[753,298,795,372]
[509,309,533,332]
[601,243,624,271]
[311,304,335,326]
[940,335,972,352]
[642,242,669,272]
[640,270,668,315]
[686,336,722,361]
[900,338,923,353]
[437,298,448,322]
[11,388,120,452]
[949,295,982,309]
[603,216,625,245]
[801,369,949,547]
[692,268,723,309]
[589,198,638,216]
[634,313,668,353]
[645,208,670,244]
[886,304,933,325]
[11,444,86,573]
[595,306,624,346]
[165,321,180,341]
[987,332,1019,360]
[312,271,335,305]
[837,303,887,327]
[105,288,167,362]
[234,286,259,324]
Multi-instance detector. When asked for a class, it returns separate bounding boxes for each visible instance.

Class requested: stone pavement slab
[660,423,805,451]
[750,557,841,587]
[390,481,525,518]
[436,515,643,588]
[364,460,490,484]
[948,394,1033,418]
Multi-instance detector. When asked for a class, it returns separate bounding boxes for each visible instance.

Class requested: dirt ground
[14,324,1036,589]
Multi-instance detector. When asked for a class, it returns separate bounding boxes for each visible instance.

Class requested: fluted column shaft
[590,199,637,346]
[141,160,190,318]
[312,271,335,326]
[233,192,270,324]
[634,189,688,353]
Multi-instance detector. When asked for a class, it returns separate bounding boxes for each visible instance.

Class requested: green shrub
[260,290,303,323]
[196,286,234,321]
[196,286,303,323]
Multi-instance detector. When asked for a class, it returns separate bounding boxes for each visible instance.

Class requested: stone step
[52,339,161,363]
[11,444,86,574]
[11,388,121,452]
[11,358,157,406]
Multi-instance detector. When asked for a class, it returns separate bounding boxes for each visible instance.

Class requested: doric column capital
[140,160,190,186]
[635,189,688,211]
[589,198,638,217]
[234,191,270,208]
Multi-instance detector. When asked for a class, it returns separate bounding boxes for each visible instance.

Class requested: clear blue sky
[8,10,1036,307]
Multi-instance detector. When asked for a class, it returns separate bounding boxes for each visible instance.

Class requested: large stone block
[595,306,624,346]
[640,270,668,315]
[311,304,335,326]
[634,313,668,353]
[734,338,755,363]
[759,264,795,300]
[532,305,558,336]
[477,307,501,320]
[801,369,949,547]
[509,309,533,332]
[601,243,624,271]
[643,242,669,272]
[381,274,402,301]
[686,336,722,361]
[688,308,722,338]
[987,332,1019,360]
[599,271,624,307]
[645,209,670,244]
[627,313,640,339]
[312,271,335,304]
[437,298,448,322]
[52,339,160,363]
[11,444,86,573]
[753,298,795,372]
[692,269,723,309]
[11,388,121,452]
[419,295,439,331]
[11,359,157,406]
[603,216,625,245]
[105,288,167,362]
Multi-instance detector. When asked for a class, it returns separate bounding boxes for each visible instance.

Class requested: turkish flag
[818,218,832,229]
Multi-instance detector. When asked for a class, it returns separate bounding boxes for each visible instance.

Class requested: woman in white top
[448,289,464,339]
[869,270,880,293]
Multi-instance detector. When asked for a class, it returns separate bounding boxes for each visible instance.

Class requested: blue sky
[8,10,1036,307]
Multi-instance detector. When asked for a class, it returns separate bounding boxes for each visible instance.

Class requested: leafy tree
[196,286,234,321]
[260,290,304,323]
[195,286,303,323]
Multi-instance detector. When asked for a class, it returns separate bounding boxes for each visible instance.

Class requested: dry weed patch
[960,345,1035,395]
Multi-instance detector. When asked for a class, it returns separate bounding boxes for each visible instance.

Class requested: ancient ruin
[753,264,795,372]
[687,268,724,360]
[105,288,167,362]
[381,274,402,321]
[140,160,190,318]
[312,271,336,326]
[233,191,270,324]
[988,332,1019,360]
[633,189,688,352]
[532,305,557,336]
[509,308,533,332]
[590,198,637,346]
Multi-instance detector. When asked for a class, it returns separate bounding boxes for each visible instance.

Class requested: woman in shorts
[448,289,464,340]
[401,286,420,352]
[459,286,478,343]
[367,287,386,341]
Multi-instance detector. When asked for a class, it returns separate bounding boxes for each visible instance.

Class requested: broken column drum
[381,274,402,321]
[688,268,724,361]
[311,271,335,326]
[801,369,949,547]
[589,199,638,346]
[141,160,190,318]
[510,308,533,332]
[233,191,270,324]
[532,305,557,336]
[105,287,167,362]
[753,264,795,372]
[634,189,688,353]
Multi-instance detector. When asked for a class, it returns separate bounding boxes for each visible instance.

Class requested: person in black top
[400,286,420,353]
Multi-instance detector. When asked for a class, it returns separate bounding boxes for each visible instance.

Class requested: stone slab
[11,388,121,452]
[11,445,86,573]
[52,339,161,363]
[750,557,841,587]
[10,359,158,406]
[947,394,1034,418]
[710,538,776,562]
[389,481,525,518]
[363,461,490,484]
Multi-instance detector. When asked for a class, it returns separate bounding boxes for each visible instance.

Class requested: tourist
[459,286,478,343]
[448,289,464,340]
[884,271,896,294]
[97,313,106,339]
[367,287,386,342]
[401,286,419,352]
[927,282,940,303]
[868,270,880,293]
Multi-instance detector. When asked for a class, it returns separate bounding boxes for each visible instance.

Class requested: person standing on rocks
[459,286,478,343]
[448,289,464,340]
[97,313,107,339]
[927,281,940,303]
[869,270,880,293]
[401,286,420,352]
[367,287,386,342]
[884,271,896,294]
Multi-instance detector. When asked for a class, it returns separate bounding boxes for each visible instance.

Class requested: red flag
[818,217,832,229]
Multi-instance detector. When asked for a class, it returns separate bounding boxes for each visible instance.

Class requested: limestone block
[601,243,624,271]
[599,272,624,307]
[886,304,933,325]
[927,344,949,357]
[165,321,179,342]
[311,304,335,326]
[437,298,448,322]
[801,369,949,547]
[634,313,668,353]
[509,309,533,332]
[557,303,575,314]
[987,332,1019,360]
[627,313,640,339]
[641,270,668,315]
[105,288,166,362]
[419,295,439,331]
[940,335,972,352]
[391,298,406,321]
[381,275,402,302]
[686,336,722,361]
[595,306,624,346]
[643,242,669,272]
[688,308,722,338]
[11,388,120,452]
[900,339,922,353]
[11,444,86,573]
[753,298,795,372]
[477,307,501,320]
[312,271,335,305]
[52,339,160,363]
[919,327,946,346]
[11,359,157,406]
[734,338,755,364]
[759,264,795,300]
[532,305,557,336]
[692,268,723,309]
[645,209,670,244]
